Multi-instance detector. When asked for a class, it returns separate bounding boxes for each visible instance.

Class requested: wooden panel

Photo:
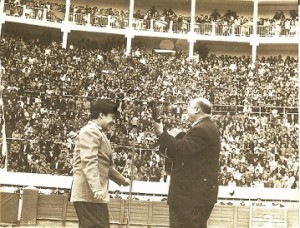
[0,192,19,224]
[109,199,124,224]
[65,203,79,221]
[208,205,235,228]
[29,197,299,228]
[150,201,169,225]
[251,207,285,228]
[236,206,250,228]
[123,201,149,224]
[36,195,67,220]
[287,208,299,228]
[65,200,126,224]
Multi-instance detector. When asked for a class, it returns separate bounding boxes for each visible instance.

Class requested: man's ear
[195,107,201,114]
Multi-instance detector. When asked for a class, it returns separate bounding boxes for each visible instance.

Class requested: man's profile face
[187,99,198,122]
[101,113,116,131]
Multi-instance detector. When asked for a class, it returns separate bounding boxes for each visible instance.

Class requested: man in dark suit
[154,97,221,228]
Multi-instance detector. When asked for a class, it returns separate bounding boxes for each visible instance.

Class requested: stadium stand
[0,33,297,189]
[0,1,298,226]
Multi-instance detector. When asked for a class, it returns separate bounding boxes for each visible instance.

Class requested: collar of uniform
[88,121,103,131]
[191,115,210,128]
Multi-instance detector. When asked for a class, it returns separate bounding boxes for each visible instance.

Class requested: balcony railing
[257,24,299,37]
[3,3,64,23]
[213,104,298,116]
[3,3,298,38]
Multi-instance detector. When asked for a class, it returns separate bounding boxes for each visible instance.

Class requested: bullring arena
[0,0,299,227]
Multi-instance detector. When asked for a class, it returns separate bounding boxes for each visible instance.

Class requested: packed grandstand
[0,34,298,189]
[0,0,298,198]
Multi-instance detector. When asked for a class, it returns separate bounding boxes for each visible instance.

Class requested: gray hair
[194,97,212,114]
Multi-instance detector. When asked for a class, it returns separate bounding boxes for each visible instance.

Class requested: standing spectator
[210,9,221,21]
[219,175,228,186]
[273,174,283,188]
[70,99,130,228]
[287,171,296,188]
[227,176,237,195]
[149,161,160,181]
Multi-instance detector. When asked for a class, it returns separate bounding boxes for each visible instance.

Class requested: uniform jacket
[70,121,126,203]
[158,117,221,207]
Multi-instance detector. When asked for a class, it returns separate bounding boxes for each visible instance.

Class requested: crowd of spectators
[3,1,298,36]
[3,0,65,22]
[0,32,298,190]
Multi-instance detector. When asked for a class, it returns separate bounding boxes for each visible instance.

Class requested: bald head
[191,97,212,114]
[187,97,212,123]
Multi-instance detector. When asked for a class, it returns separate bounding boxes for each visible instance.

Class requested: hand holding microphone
[154,121,164,135]
[122,178,131,186]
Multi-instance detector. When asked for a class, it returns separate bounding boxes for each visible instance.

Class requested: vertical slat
[147,201,153,225]
[61,194,69,226]
[233,206,238,228]
[119,200,125,225]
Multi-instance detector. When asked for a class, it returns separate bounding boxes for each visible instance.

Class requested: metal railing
[3,3,299,38]
[213,104,298,116]
[257,24,299,37]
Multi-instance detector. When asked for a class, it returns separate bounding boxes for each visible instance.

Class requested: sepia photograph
[0,0,299,227]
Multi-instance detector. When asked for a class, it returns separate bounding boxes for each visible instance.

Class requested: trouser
[73,202,110,228]
[169,204,214,228]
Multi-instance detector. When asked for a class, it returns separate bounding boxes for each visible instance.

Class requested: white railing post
[168,20,173,33]
[212,22,216,36]
[43,8,47,21]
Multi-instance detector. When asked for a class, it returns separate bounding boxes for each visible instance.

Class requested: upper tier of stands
[3,0,298,37]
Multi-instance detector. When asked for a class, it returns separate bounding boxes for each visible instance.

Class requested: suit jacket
[158,117,221,207]
[70,121,126,203]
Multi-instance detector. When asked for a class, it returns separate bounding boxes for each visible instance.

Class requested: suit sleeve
[78,129,102,193]
[109,166,127,186]
[158,127,209,155]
